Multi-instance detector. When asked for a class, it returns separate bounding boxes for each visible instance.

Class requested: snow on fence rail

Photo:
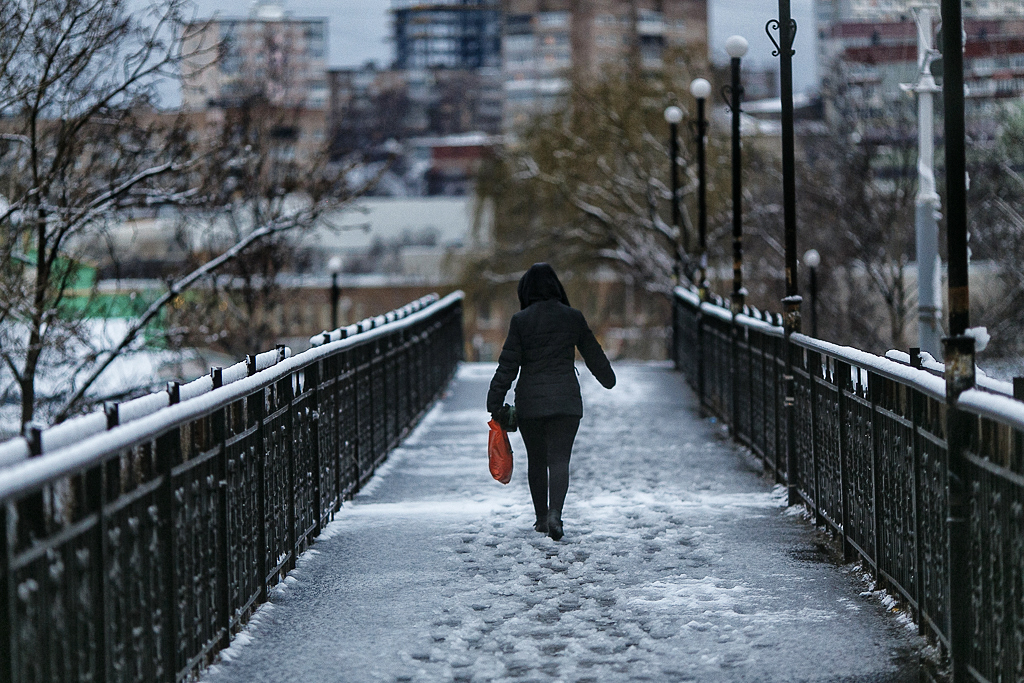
[673,286,1024,683]
[0,291,463,683]
[0,295,446,469]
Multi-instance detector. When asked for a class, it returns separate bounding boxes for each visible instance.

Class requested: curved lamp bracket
[720,84,743,113]
[765,18,798,57]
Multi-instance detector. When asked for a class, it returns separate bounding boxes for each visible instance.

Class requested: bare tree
[165,97,372,358]
[0,0,203,426]
[795,61,919,352]
[969,103,1024,361]
[474,50,735,297]
[0,0,370,428]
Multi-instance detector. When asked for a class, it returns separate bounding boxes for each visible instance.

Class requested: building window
[539,11,569,28]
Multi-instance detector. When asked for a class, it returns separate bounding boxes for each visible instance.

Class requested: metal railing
[673,286,1024,683]
[0,292,463,683]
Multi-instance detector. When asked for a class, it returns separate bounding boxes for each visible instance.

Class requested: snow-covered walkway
[201,363,925,683]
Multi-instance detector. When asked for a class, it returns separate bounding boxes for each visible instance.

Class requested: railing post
[810,351,822,526]
[214,389,230,649]
[730,314,739,437]
[761,329,769,472]
[672,294,680,370]
[837,360,852,563]
[697,305,706,409]
[784,339,799,506]
[310,362,323,535]
[1,502,10,683]
[944,334,976,682]
[747,324,755,449]
[910,348,927,635]
[354,345,364,487]
[254,386,268,602]
[156,426,180,682]
[870,370,882,584]
[284,373,296,571]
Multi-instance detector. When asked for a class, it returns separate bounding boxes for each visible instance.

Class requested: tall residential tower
[182,1,328,110]
[502,0,708,128]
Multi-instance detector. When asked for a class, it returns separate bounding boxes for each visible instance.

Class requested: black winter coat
[487,264,615,419]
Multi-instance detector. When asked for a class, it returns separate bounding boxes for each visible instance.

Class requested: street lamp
[328,255,343,330]
[803,249,820,338]
[938,1,974,681]
[664,104,685,283]
[768,2,802,509]
[768,0,801,335]
[690,77,711,299]
[725,35,748,314]
[906,4,943,359]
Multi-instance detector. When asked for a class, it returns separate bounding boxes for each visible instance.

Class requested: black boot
[546,509,563,541]
[533,517,548,533]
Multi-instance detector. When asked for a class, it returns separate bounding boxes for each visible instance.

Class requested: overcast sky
[183,0,818,95]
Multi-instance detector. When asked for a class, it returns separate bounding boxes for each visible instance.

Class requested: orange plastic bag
[488,419,513,484]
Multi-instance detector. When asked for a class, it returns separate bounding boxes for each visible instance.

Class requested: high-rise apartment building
[328,65,502,158]
[502,0,708,129]
[817,0,1024,23]
[816,0,1024,128]
[181,1,329,110]
[392,0,503,70]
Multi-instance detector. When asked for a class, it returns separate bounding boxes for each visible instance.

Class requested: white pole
[910,4,943,358]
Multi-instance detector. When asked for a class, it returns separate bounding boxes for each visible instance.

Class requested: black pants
[518,415,581,520]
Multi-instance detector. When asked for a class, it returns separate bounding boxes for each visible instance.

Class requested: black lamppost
[724,35,748,314]
[938,1,974,681]
[769,0,801,335]
[664,104,684,282]
[804,249,820,338]
[690,77,711,299]
[329,255,342,330]
[768,0,801,507]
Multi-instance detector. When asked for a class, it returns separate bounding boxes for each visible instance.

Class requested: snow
[958,388,1024,429]
[792,333,947,401]
[672,286,700,308]
[734,312,784,336]
[700,301,734,324]
[965,327,991,353]
[885,348,1016,398]
[197,363,925,683]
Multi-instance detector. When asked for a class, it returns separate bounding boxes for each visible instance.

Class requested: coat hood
[517,263,570,310]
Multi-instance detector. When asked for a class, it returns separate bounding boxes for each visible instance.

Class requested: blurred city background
[2,0,1024,434]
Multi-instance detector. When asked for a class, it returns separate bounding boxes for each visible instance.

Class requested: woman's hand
[492,404,518,432]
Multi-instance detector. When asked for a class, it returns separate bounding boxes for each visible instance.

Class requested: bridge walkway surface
[199,363,927,683]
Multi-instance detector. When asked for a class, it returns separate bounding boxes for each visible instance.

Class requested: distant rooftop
[252,0,285,20]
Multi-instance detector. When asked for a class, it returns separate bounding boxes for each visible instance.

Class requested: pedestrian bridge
[2,290,1023,682]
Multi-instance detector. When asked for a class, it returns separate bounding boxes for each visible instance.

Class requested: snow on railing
[673,284,1020,413]
[0,293,443,471]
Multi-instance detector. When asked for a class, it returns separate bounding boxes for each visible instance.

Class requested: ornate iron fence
[0,292,463,683]
[673,286,1024,683]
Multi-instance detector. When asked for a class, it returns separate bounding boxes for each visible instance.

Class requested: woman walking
[487,263,616,540]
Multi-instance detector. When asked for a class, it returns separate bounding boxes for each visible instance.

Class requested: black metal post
[768,4,802,506]
[809,266,818,338]
[937,2,970,679]
[669,116,682,366]
[670,120,682,262]
[696,96,709,298]
[941,2,969,343]
[939,2,973,680]
[771,0,801,333]
[665,104,686,282]
[730,57,745,315]
[330,272,340,330]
